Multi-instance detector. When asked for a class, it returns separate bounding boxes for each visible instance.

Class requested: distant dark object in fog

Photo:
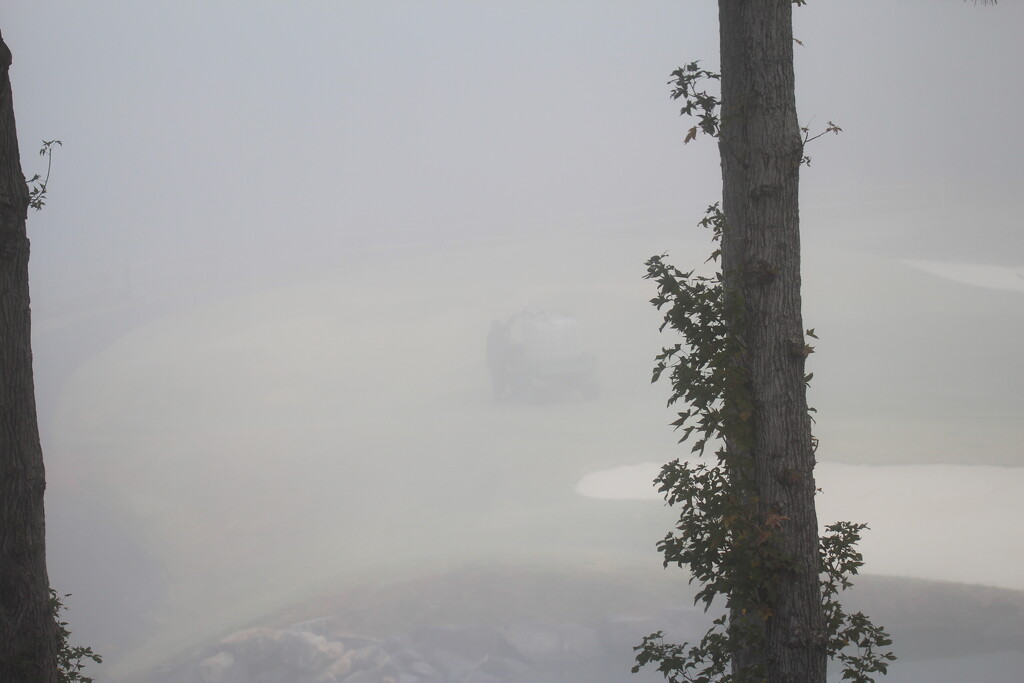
[486,311,599,404]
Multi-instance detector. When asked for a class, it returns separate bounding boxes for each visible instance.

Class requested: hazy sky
[3,3,1023,681]
[7,0,1024,289]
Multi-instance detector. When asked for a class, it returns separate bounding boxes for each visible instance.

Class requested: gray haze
[4,2,1024,681]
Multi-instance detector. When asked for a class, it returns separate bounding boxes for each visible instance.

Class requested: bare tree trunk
[718,2,826,680]
[0,31,59,683]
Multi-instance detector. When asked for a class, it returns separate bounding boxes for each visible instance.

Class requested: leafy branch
[27,139,61,211]
[668,62,720,144]
[820,524,897,682]
[801,122,842,166]
[50,590,102,683]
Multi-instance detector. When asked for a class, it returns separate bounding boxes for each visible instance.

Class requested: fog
[5,2,1024,681]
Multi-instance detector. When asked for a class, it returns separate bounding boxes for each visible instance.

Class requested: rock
[276,630,344,672]
[417,647,478,680]
[404,659,441,680]
[324,652,354,680]
[461,671,502,683]
[209,625,353,682]
[338,668,396,683]
[219,627,281,672]
[499,620,602,663]
[145,606,717,683]
[197,651,245,683]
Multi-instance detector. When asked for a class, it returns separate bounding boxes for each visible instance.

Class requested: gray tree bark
[718,1,827,680]
[0,30,59,683]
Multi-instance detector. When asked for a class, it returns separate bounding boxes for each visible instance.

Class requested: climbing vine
[632,61,894,683]
[27,139,61,211]
[24,137,101,682]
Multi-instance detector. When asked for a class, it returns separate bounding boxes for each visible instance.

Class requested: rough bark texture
[718,2,827,680]
[0,31,59,683]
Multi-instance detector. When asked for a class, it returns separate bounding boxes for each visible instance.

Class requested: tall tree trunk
[0,31,59,683]
[718,2,826,680]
